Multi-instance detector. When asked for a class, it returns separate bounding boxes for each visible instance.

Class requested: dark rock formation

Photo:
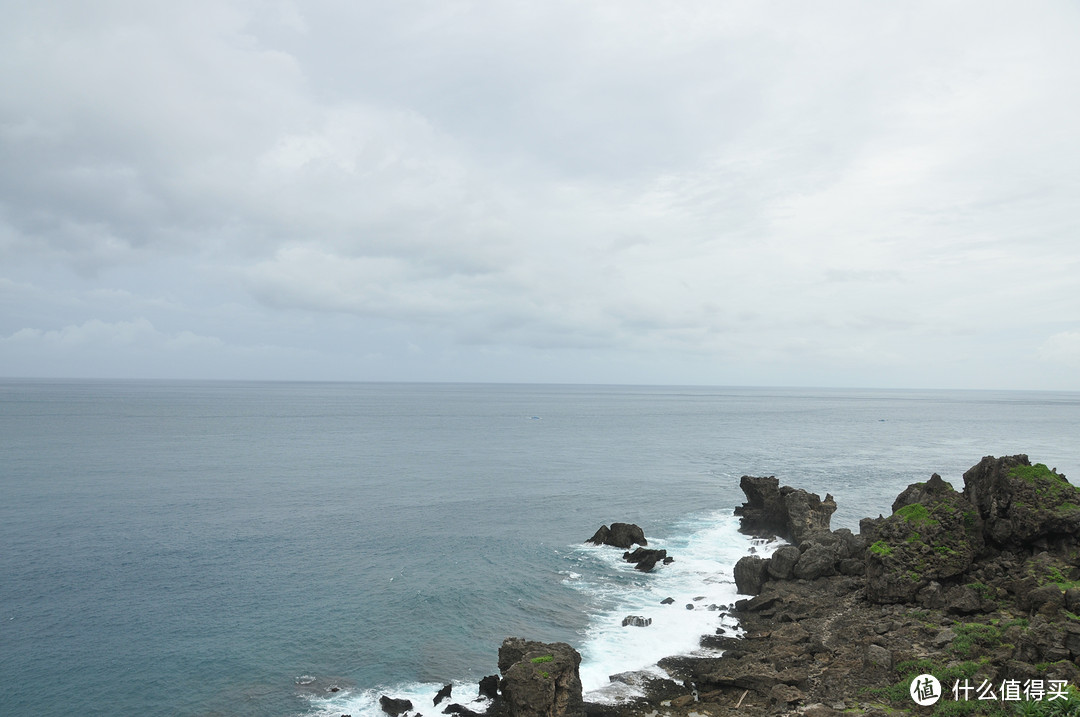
[621,615,651,627]
[498,638,584,717]
[434,683,453,706]
[478,675,499,699]
[733,555,770,595]
[379,696,414,716]
[862,472,984,604]
[962,454,1080,549]
[734,475,836,543]
[621,547,668,572]
[586,523,646,549]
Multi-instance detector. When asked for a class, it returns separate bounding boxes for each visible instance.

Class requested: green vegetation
[1014,685,1080,716]
[530,655,554,664]
[950,622,1007,658]
[539,670,550,679]
[1009,463,1079,504]
[870,540,893,556]
[896,503,939,527]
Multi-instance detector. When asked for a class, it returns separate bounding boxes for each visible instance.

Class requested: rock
[734,555,770,595]
[498,638,584,717]
[621,615,652,627]
[864,644,892,670]
[1028,584,1065,616]
[660,597,675,605]
[443,705,483,717]
[734,476,836,542]
[962,455,1080,548]
[622,547,668,572]
[767,546,801,580]
[1067,588,1080,613]
[434,683,452,706]
[864,473,982,604]
[770,683,804,706]
[380,696,414,717]
[479,675,499,699]
[944,585,982,614]
[586,523,647,549]
[793,543,838,580]
[932,628,957,649]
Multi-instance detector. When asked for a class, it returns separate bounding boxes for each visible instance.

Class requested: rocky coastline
[379,454,1080,717]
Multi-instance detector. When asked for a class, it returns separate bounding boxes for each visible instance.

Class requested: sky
[2,1,1079,389]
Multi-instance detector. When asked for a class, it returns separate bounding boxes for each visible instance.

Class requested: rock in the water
[660,597,675,605]
[498,638,584,717]
[586,523,647,549]
[621,615,652,627]
[380,696,414,717]
[735,475,836,542]
[434,683,452,706]
[478,675,499,699]
[622,547,668,572]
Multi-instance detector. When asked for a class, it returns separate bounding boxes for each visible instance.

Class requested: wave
[299,511,775,716]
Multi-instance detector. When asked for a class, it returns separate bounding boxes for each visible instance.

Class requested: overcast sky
[2,1,1079,388]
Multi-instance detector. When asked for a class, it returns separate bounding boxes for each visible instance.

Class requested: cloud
[1039,330,1080,367]
[2,1,1080,386]
[2,318,222,350]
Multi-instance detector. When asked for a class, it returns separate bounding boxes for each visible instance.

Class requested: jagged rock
[963,455,1080,549]
[734,555,770,595]
[735,476,836,542]
[767,546,801,580]
[622,547,668,572]
[621,615,651,627]
[479,675,499,699]
[443,705,483,717]
[586,523,647,549]
[498,638,584,717]
[434,683,452,706]
[660,597,675,605]
[793,543,838,580]
[380,696,414,717]
[770,683,804,706]
[864,644,892,670]
[864,473,982,604]
[944,585,982,614]
[1028,584,1065,616]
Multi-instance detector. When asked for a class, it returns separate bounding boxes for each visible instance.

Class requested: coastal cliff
[384,454,1080,717]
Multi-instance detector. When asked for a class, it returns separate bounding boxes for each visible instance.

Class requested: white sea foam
[303,512,775,716]
[569,512,778,701]
[306,680,492,717]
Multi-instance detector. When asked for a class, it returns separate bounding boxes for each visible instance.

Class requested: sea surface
[2,381,1079,717]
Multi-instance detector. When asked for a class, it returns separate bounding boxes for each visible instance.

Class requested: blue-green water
[2,381,1078,716]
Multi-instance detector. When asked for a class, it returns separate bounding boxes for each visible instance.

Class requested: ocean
[2,381,1078,717]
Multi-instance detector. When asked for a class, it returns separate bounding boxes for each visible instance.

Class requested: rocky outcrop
[379,695,413,716]
[498,639,584,717]
[962,454,1080,549]
[734,475,836,543]
[621,547,670,572]
[862,472,983,604]
[586,523,647,549]
[434,683,453,706]
[621,615,651,627]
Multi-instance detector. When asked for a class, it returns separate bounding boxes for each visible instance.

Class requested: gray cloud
[2,1,1079,387]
